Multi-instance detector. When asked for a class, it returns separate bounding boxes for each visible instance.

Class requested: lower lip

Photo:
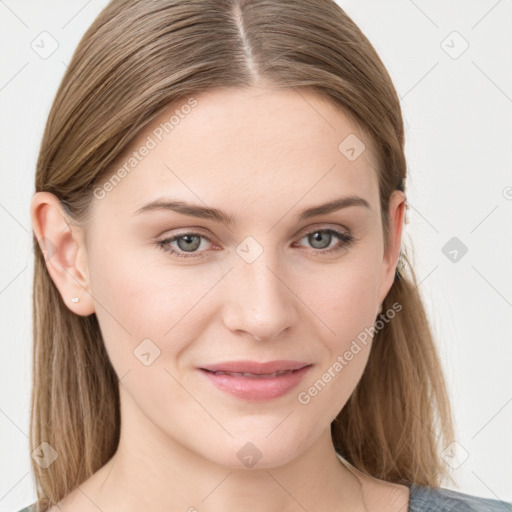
[199,365,312,401]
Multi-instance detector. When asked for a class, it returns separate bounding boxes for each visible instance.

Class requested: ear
[30,191,95,316]
[377,189,406,304]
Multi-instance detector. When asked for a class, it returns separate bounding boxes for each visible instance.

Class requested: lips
[198,360,312,401]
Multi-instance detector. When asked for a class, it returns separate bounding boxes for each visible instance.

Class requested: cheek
[87,251,215,437]
[296,283,377,427]
[87,242,224,373]
[300,257,380,346]
[294,255,380,409]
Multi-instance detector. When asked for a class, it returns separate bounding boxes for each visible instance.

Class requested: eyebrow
[134,195,371,225]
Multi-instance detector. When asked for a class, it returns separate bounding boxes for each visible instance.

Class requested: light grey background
[1,1,511,510]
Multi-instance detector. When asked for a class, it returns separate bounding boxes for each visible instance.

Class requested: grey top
[16,485,512,511]
[407,483,511,511]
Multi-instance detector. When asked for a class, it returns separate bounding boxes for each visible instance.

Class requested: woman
[19,0,511,510]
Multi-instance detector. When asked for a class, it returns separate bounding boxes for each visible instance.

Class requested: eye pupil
[177,234,201,252]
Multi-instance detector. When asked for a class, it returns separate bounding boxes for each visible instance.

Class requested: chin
[205,434,309,471]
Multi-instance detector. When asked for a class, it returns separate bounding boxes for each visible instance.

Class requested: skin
[31,85,408,512]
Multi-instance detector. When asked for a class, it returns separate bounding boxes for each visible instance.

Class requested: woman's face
[82,86,404,468]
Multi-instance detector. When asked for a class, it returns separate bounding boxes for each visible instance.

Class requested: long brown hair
[30,0,455,508]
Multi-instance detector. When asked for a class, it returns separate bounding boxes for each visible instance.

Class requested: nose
[222,253,298,342]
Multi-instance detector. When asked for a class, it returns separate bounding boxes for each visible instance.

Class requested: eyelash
[155,227,355,259]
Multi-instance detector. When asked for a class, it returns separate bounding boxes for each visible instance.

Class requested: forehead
[94,86,380,218]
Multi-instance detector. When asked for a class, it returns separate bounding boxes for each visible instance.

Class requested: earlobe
[30,191,95,316]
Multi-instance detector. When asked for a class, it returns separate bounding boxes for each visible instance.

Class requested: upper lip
[200,360,311,374]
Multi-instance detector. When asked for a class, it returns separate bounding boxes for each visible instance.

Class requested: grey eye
[176,234,202,252]
[307,230,333,249]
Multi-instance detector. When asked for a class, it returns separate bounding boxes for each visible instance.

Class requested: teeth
[211,369,293,377]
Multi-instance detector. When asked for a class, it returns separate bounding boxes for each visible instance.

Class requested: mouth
[200,359,310,374]
[198,361,312,401]
[202,368,303,378]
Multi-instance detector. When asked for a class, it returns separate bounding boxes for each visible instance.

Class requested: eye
[156,232,215,259]
[295,227,355,255]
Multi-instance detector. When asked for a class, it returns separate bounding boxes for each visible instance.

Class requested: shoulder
[409,483,512,512]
